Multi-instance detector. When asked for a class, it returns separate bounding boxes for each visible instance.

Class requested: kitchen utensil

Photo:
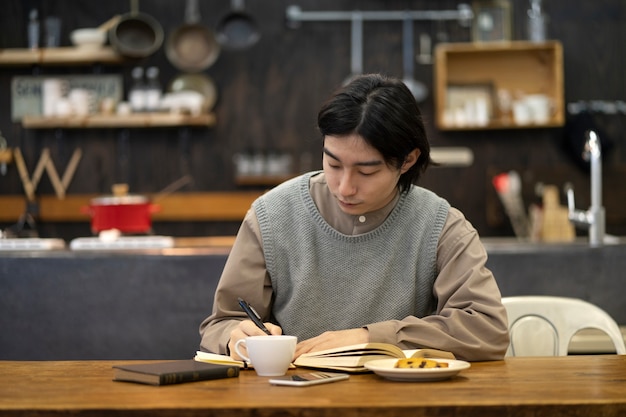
[83,196,159,234]
[166,0,220,72]
[99,15,122,32]
[109,0,163,58]
[70,28,107,49]
[44,16,61,47]
[152,175,192,203]
[82,184,160,234]
[539,184,575,242]
[492,171,530,239]
[401,16,428,102]
[342,12,363,85]
[70,13,119,49]
[167,73,218,112]
[527,0,547,42]
[0,131,11,176]
[416,33,432,65]
[216,0,260,50]
[81,175,191,235]
[3,202,39,239]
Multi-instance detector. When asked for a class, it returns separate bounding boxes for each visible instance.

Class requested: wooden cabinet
[434,41,564,130]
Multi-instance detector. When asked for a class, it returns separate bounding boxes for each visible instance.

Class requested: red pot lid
[90,195,149,205]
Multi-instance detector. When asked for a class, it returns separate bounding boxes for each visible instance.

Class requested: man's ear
[401,149,421,173]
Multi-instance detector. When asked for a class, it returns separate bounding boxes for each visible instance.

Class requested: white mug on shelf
[525,94,552,124]
[512,100,533,125]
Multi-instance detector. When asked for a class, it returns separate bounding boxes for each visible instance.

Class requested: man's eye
[360,171,376,176]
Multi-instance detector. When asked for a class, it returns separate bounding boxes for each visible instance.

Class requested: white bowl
[70,28,107,49]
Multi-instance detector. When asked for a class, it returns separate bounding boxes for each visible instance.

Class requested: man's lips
[337,199,359,208]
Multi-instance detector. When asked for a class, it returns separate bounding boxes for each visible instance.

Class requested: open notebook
[194,351,297,370]
[194,351,249,368]
[293,343,455,372]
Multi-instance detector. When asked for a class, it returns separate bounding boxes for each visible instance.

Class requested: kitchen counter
[0,238,233,361]
[1,237,625,360]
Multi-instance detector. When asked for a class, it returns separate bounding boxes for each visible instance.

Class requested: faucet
[565,130,605,246]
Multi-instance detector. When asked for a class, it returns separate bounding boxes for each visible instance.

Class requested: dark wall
[1,0,625,240]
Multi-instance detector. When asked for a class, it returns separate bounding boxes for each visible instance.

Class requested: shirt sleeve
[198,208,272,354]
[365,207,510,361]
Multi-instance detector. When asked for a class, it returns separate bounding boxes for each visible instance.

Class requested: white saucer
[364,358,470,382]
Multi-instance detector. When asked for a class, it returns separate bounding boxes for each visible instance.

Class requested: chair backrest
[502,296,626,356]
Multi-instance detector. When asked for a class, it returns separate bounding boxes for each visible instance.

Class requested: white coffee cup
[234,335,297,376]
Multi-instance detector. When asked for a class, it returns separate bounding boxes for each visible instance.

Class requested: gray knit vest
[253,172,450,342]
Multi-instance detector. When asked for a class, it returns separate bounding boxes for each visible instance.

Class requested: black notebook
[113,360,240,386]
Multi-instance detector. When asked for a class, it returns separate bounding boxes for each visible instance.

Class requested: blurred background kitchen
[0,0,625,243]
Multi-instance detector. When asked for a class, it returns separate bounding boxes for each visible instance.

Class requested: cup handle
[234,339,251,363]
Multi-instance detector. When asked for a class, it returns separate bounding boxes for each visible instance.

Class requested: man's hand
[228,320,283,360]
[294,328,369,358]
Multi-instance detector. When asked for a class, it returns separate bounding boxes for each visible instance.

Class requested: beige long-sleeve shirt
[199,173,509,361]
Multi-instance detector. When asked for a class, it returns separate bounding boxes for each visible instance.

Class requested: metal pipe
[350,13,363,77]
[286,4,473,26]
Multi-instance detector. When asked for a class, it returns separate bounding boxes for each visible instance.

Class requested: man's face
[323,134,418,216]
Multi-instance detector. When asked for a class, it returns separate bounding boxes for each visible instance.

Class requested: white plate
[364,358,470,382]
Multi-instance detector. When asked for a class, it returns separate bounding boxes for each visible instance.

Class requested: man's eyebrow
[323,147,383,167]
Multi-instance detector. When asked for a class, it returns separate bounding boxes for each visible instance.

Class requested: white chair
[502,295,626,356]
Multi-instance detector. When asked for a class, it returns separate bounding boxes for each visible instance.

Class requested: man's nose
[338,172,357,196]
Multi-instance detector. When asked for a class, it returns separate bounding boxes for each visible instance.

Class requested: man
[200,74,509,361]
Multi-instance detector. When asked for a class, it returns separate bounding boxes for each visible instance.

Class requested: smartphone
[269,372,349,387]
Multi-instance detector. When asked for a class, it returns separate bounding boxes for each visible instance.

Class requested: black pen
[237,297,271,335]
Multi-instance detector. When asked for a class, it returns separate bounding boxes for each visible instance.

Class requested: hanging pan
[216,0,260,50]
[166,0,221,72]
[109,0,164,58]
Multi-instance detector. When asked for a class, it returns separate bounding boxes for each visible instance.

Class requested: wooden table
[1,356,625,417]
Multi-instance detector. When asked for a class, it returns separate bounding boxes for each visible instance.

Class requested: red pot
[82,194,161,234]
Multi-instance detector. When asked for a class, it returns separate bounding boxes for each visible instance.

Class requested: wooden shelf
[0,191,263,223]
[0,47,124,66]
[438,118,565,131]
[21,113,216,129]
[434,41,564,130]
